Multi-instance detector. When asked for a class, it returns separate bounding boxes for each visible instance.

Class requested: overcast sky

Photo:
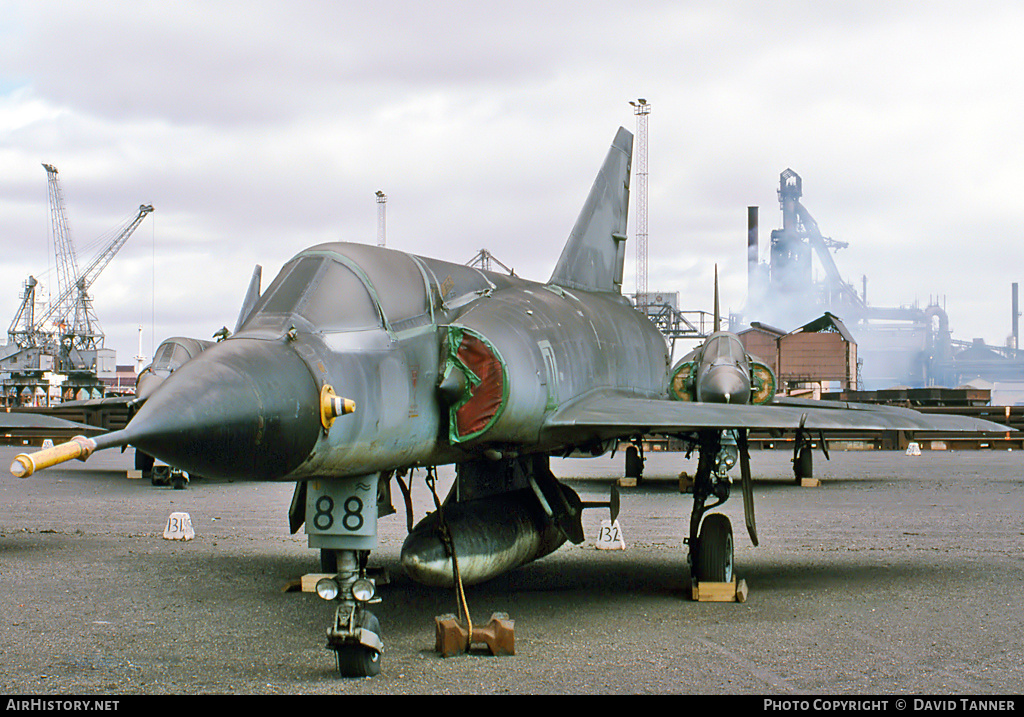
[2,1,1022,369]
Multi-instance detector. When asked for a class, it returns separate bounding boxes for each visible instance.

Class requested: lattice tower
[631,100,651,298]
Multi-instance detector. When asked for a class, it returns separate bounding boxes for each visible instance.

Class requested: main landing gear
[793,413,830,484]
[624,442,645,483]
[685,429,757,585]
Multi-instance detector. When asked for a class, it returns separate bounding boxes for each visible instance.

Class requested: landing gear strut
[685,428,759,592]
[686,430,734,583]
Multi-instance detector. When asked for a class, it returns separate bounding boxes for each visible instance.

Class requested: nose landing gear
[316,550,383,677]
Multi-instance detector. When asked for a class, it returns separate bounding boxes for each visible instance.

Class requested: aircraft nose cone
[126,339,321,480]
[697,366,751,404]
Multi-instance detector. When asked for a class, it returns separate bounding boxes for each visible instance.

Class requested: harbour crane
[3,164,152,403]
[9,165,153,354]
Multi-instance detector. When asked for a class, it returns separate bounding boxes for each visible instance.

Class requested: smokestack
[714,264,720,333]
[375,190,387,247]
[1013,282,1019,350]
[747,206,758,299]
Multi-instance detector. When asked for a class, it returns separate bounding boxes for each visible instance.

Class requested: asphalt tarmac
[1,444,1021,695]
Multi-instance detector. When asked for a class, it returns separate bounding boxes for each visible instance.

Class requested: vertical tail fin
[549,127,633,293]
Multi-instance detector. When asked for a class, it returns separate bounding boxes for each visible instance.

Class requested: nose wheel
[332,609,382,677]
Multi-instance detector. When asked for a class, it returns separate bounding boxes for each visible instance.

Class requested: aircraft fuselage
[125,242,670,483]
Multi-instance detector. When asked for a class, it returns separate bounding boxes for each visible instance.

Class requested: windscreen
[243,257,382,332]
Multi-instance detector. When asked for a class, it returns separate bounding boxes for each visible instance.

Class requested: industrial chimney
[1013,282,1019,350]
[747,206,758,300]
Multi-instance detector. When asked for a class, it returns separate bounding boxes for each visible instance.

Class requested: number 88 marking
[314,496,334,530]
[343,496,363,531]
[313,494,364,532]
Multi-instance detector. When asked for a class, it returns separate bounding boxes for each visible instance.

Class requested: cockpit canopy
[699,333,749,367]
[244,255,382,332]
[239,242,523,336]
[150,337,211,372]
[241,244,431,334]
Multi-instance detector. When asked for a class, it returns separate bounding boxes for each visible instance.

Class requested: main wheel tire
[794,444,813,481]
[695,513,733,583]
[625,445,643,479]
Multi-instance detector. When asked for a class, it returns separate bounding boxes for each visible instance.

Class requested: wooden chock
[691,578,748,603]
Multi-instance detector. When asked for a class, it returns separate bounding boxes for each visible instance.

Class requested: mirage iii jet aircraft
[12,127,1009,677]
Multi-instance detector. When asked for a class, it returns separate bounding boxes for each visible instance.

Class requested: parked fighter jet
[660,268,781,548]
[669,267,777,407]
[11,127,1010,677]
